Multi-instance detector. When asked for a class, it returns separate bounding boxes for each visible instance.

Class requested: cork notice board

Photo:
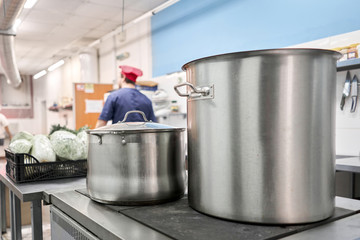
[74,83,113,129]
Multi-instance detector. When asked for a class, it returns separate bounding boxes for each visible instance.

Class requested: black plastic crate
[5,149,87,183]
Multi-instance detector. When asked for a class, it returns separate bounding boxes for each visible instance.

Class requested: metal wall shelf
[337,58,360,72]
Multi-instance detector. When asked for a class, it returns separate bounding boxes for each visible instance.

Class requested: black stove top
[75,189,355,240]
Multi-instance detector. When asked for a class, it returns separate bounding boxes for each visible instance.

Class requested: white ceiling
[14,0,168,75]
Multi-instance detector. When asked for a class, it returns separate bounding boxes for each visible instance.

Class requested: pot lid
[87,110,185,134]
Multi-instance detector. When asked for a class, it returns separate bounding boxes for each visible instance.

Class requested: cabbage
[77,131,88,159]
[30,134,56,163]
[9,139,32,154]
[50,130,85,160]
[11,131,33,143]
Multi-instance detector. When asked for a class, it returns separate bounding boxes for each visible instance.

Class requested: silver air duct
[0,0,27,88]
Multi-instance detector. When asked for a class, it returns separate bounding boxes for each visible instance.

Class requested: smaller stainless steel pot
[86,110,186,205]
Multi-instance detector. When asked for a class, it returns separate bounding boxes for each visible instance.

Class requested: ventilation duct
[0,0,27,88]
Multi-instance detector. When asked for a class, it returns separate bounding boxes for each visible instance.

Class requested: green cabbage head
[31,134,56,163]
[50,130,86,160]
[9,139,32,154]
[11,131,33,143]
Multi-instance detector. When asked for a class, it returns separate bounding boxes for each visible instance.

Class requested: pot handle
[121,110,149,123]
[174,82,214,100]
[92,134,104,145]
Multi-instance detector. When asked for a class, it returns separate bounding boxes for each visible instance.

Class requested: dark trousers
[0,139,4,146]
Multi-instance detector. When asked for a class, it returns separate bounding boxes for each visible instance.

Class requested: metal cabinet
[51,206,99,240]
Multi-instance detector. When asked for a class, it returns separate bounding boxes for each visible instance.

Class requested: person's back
[0,112,12,145]
[95,65,156,128]
[100,88,156,123]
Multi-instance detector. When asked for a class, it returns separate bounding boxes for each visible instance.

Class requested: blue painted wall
[151,0,360,77]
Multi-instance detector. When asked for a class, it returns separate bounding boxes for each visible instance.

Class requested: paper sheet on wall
[76,84,85,91]
[85,83,94,93]
[85,99,103,113]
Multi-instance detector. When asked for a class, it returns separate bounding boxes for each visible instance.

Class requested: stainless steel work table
[335,156,360,199]
[49,189,360,240]
[336,156,360,173]
[283,196,360,239]
[0,155,357,239]
[282,213,360,239]
[0,162,86,240]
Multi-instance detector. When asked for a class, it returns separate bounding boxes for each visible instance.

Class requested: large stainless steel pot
[86,110,186,205]
[175,48,341,224]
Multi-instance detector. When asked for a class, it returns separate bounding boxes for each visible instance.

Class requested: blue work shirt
[99,88,157,123]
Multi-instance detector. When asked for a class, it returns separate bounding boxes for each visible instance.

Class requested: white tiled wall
[290,30,360,50]
[290,30,360,156]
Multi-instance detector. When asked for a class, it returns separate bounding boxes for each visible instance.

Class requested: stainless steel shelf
[336,157,360,173]
[337,58,360,72]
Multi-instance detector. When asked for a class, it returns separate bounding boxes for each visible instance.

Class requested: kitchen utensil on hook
[340,71,351,111]
[350,74,358,112]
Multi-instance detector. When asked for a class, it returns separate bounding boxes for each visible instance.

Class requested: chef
[0,109,12,146]
[95,65,156,128]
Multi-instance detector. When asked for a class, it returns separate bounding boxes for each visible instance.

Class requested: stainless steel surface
[336,157,360,173]
[10,191,22,240]
[335,196,360,211]
[180,48,341,224]
[31,200,43,240]
[88,112,184,134]
[282,213,360,240]
[88,111,185,205]
[50,190,360,240]
[87,129,186,204]
[50,190,170,240]
[174,82,214,100]
[121,110,149,122]
[350,74,358,112]
[0,162,86,239]
[340,71,351,110]
[51,206,100,240]
[0,182,6,233]
[0,163,86,202]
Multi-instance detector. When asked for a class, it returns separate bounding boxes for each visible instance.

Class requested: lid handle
[121,110,149,123]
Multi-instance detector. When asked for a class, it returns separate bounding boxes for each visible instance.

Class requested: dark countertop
[119,198,355,240]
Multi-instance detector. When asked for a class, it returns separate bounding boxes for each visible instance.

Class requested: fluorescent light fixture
[132,0,179,24]
[33,70,47,79]
[88,39,101,48]
[24,0,38,9]
[153,0,180,14]
[13,19,22,31]
[133,12,154,24]
[48,60,65,72]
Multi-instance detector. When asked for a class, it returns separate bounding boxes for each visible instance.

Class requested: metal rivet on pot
[121,136,126,145]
